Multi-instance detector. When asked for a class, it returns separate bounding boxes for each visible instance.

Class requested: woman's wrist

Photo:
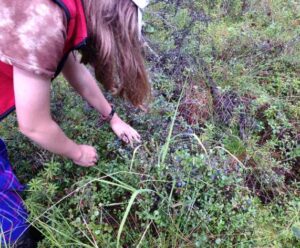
[109,113,120,125]
[99,104,113,118]
[99,104,116,126]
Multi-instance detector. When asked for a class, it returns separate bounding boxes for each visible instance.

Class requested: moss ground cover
[0,0,299,247]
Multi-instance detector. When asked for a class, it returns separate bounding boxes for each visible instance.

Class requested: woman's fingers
[120,132,141,146]
[120,133,129,143]
[92,153,98,164]
[121,133,133,146]
[73,145,98,167]
[75,160,94,167]
[135,132,141,142]
[130,130,141,143]
[110,115,143,145]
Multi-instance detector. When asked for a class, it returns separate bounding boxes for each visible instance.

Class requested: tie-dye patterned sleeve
[0,0,67,78]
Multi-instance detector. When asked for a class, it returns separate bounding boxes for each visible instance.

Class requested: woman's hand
[72,145,98,167]
[110,115,141,145]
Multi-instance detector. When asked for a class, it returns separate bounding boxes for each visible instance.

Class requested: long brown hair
[81,0,150,106]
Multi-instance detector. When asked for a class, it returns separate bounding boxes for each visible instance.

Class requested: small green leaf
[144,25,155,33]
[292,223,300,239]
[215,238,222,245]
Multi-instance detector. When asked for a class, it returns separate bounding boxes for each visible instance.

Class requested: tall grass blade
[117,189,152,248]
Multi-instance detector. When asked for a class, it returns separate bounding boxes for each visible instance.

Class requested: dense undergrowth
[0,0,299,247]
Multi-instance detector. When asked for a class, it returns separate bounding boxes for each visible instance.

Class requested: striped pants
[0,138,29,246]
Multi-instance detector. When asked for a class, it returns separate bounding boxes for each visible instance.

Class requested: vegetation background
[0,0,299,247]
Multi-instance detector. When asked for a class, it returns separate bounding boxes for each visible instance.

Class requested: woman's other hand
[110,115,141,145]
[72,145,98,167]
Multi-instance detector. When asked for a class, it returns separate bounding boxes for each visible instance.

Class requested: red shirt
[0,0,87,120]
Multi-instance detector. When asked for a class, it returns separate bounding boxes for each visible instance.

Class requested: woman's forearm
[62,54,142,145]
[62,55,113,117]
[20,119,81,161]
[13,67,83,161]
[14,66,98,167]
